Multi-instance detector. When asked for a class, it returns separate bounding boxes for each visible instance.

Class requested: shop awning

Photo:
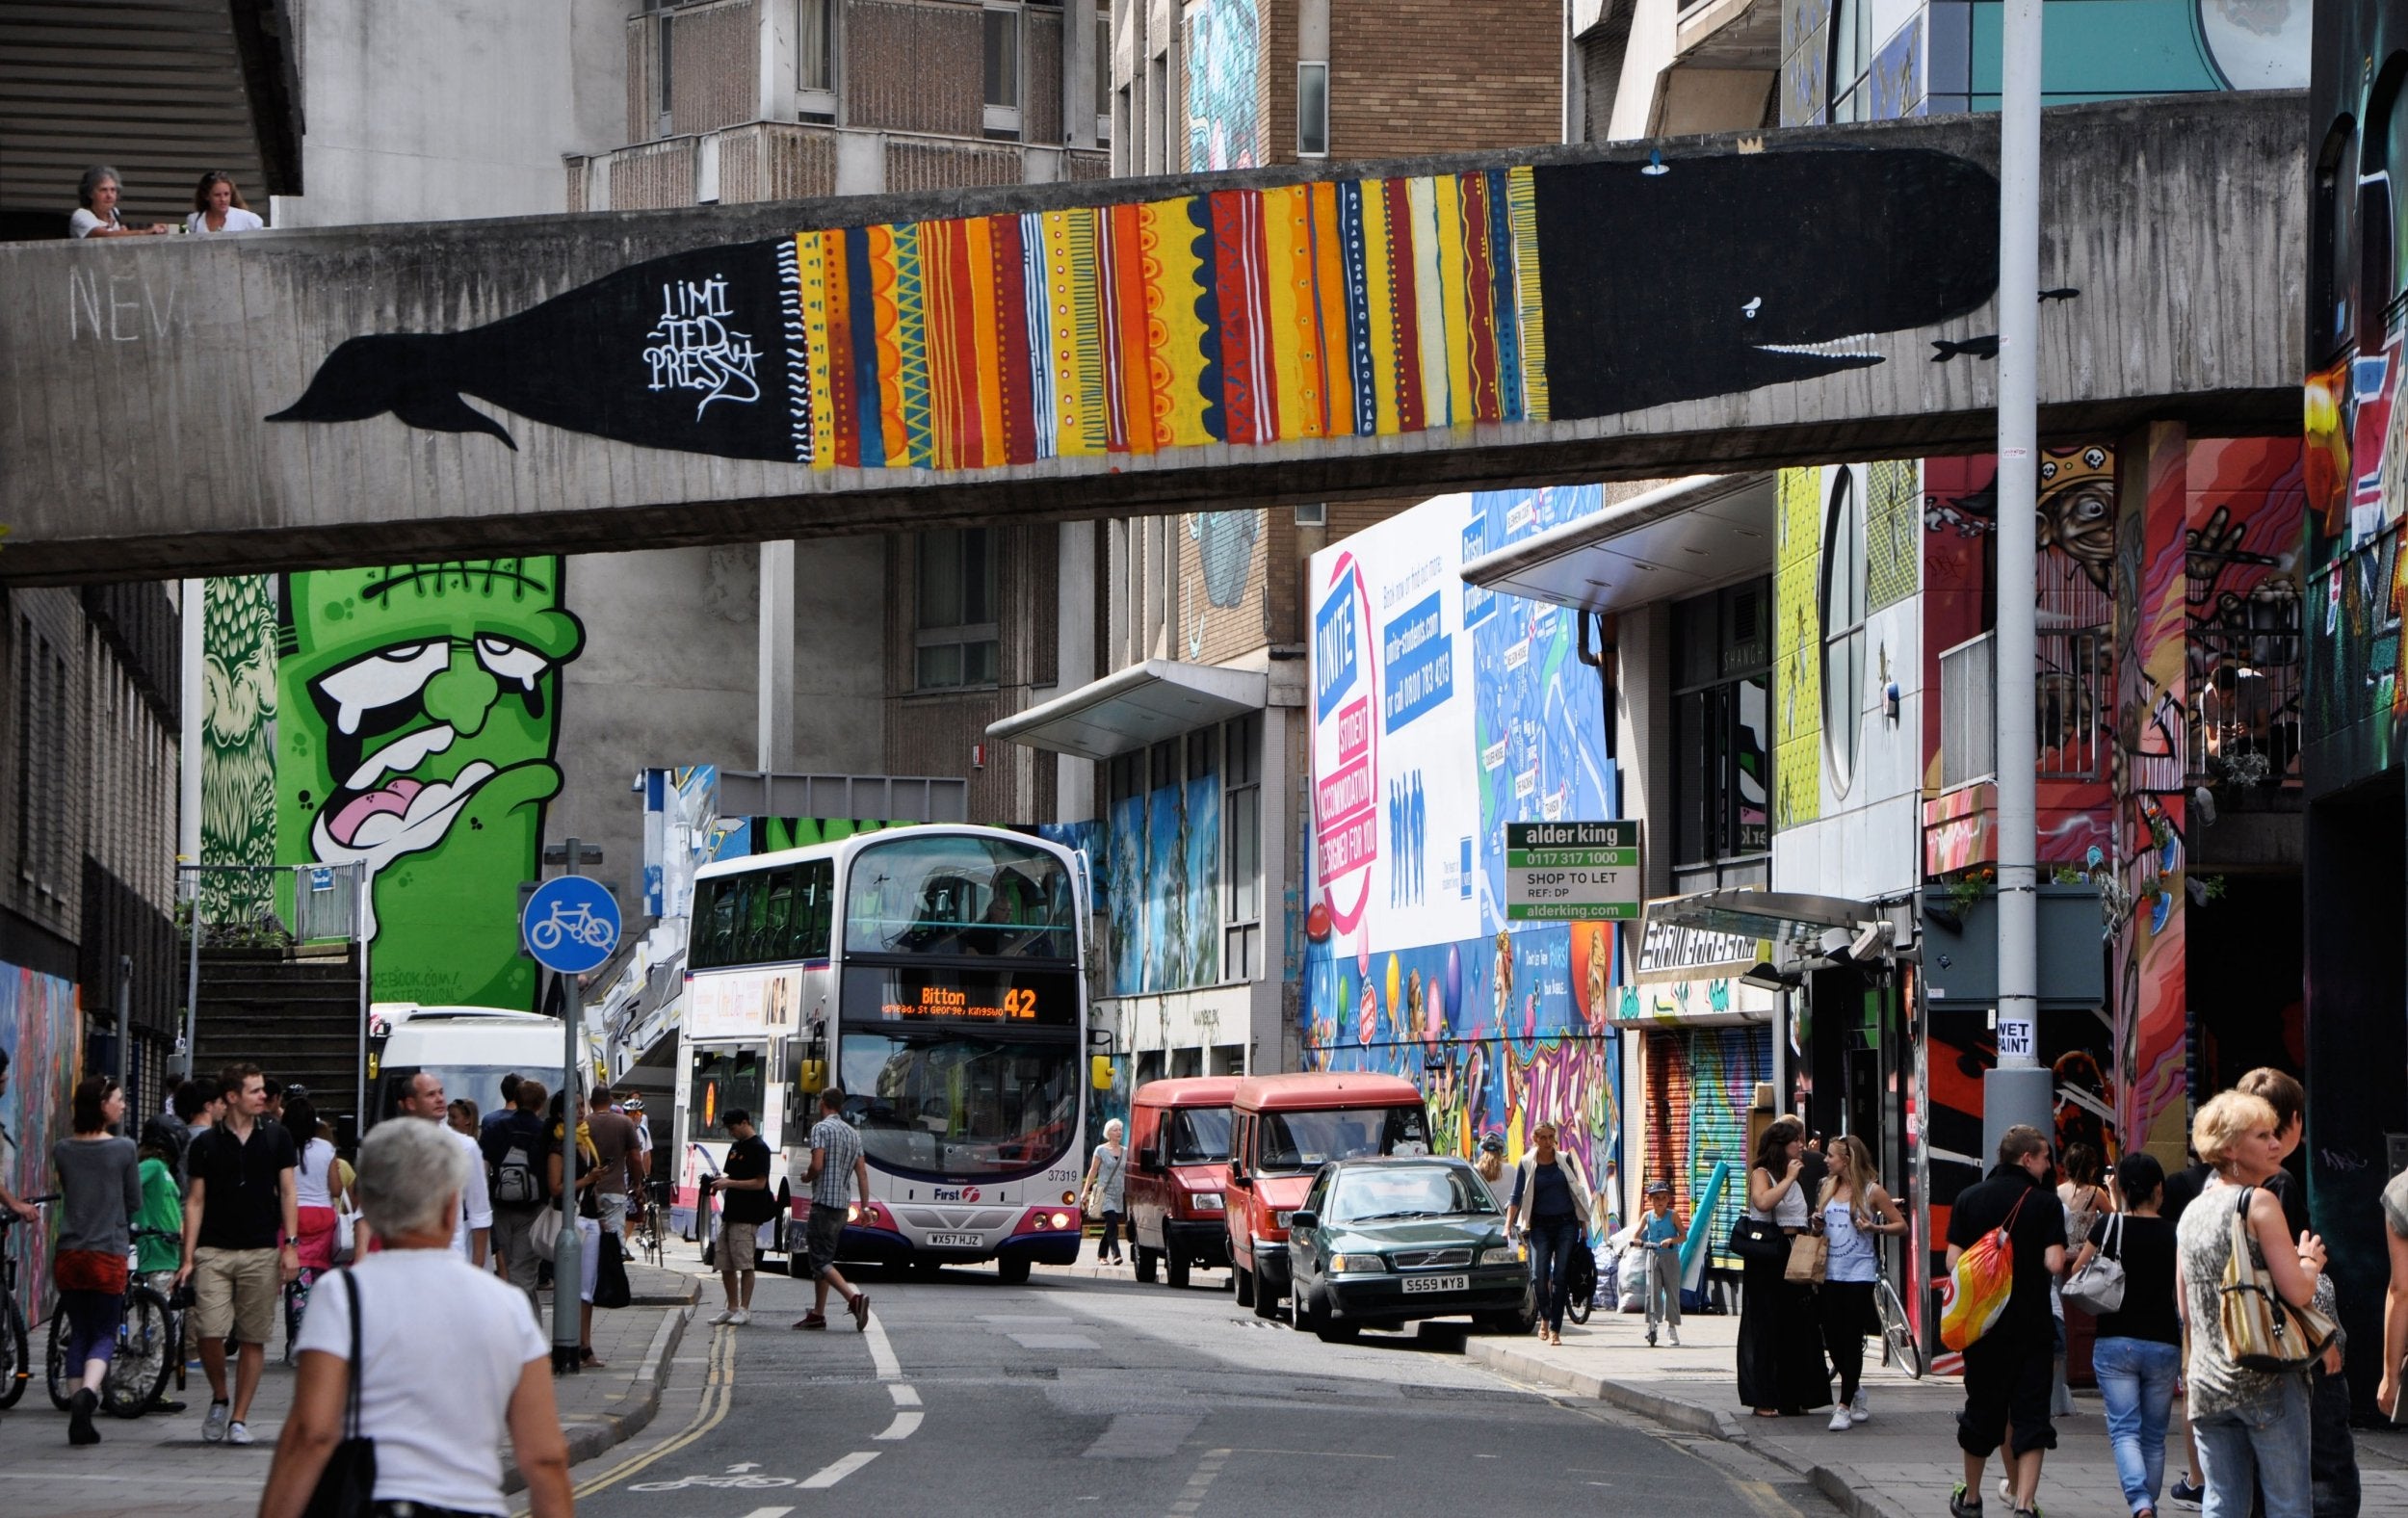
[1459,473,1777,613]
[987,659,1267,761]
[1647,887,1882,946]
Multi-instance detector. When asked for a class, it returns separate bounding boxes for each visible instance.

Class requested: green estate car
[1283,1156,1531,1343]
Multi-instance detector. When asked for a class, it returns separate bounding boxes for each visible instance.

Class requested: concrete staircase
[190,945,366,1127]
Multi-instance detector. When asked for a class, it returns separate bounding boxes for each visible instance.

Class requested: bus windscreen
[843,834,1077,960]
[835,1032,1080,1180]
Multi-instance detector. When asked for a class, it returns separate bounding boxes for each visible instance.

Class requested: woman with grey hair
[69,167,170,239]
[256,1119,571,1518]
[1081,1118,1130,1266]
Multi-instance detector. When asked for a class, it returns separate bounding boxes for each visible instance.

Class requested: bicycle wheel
[0,1296,27,1408]
[46,1306,73,1409]
[1875,1275,1923,1379]
[1565,1248,1596,1325]
[104,1288,172,1418]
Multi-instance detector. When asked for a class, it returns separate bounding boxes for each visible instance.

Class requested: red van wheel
[1233,1264,1254,1307]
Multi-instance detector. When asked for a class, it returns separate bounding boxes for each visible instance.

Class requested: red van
[1124,1076,1240,1289]
[1225,1072,1431,1316]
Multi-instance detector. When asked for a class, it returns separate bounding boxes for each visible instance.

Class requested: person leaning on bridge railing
[185,170,264,237]
[68,166,170,239]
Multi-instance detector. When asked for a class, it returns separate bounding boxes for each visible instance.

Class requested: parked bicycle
[633,1179,668,1269]
[1873,1269,1923,1379]
[132,1226,189,1407]
[44,1228,173,1418]
[0,1191,60,1409]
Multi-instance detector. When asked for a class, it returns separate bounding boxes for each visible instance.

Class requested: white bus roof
[688,824,1076,883]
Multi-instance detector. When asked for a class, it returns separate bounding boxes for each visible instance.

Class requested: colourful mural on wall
[2185,438,2305,798]
[0,965,79,1333]
[199,574,279,923]
[1107,771,1220,997]
[273,150,2000,468]
[1302,484,1624,1238]
[2301,351,2407,775]
[1773,468,1824,828]
[276,560,586,1008]
[1185,0,1265,171]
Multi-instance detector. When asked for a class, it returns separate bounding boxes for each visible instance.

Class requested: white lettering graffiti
[642,275,760,418]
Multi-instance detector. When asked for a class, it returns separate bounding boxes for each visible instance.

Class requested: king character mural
[276,559,586,1008]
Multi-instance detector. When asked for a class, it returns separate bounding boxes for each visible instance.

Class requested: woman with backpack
[2176,1091,2327,1517]
[2069,1151,2179,1518]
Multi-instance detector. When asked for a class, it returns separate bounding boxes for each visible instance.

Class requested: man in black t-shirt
[174,1065,298,1447]
[1944,1124,2066,1518]
[707,1111,777,1326]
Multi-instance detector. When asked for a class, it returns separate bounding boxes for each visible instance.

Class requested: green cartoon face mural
[276,559,584,1008]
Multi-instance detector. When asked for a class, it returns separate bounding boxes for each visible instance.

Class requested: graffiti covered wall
[274,150,1999,472]
[1302,484,1624,1237]
[276,560,586,1008]
[199,575,279,922]
[0,965,79,1332]
[1184,0,1266,172]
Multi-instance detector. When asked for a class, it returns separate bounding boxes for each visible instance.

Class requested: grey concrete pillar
[758,540,797,771]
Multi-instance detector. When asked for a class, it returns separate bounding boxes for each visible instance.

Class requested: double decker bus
[676,825,1092,1281]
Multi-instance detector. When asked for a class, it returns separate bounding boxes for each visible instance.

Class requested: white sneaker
[730,1310,751,1325]
[202,1401,229,1443]
[1828,1407,1853,1431]
[227,1421,254,1447]
[1668,1328,1680,1347]
[708,1308,735,1325]
[1849,1393,1871,1425]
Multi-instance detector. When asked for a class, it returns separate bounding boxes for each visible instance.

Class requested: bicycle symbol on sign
[528,900,615,953]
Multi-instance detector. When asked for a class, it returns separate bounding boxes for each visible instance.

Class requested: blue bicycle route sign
[520,875,621,976]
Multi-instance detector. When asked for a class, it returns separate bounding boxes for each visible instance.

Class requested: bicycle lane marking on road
[800,1451,881,1488]
[561,1321,738,1504]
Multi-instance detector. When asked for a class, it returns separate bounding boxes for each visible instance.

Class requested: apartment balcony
[567,120,1109,213]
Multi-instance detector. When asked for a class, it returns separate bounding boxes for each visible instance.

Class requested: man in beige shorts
[175,1064,298,1446]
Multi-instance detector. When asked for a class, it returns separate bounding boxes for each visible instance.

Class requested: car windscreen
[1253,1104,1430,1173]
[1167,1106,1232,1164]
[1326,1165,1496,1224]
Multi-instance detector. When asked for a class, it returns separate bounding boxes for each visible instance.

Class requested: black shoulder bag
[302,1270,378,1518]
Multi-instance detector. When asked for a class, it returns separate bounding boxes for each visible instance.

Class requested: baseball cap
[1479,1134,1505,1155]
[1645,1180,1672,1194]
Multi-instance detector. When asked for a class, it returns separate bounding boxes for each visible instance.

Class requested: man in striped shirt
[793,1086,873,1332]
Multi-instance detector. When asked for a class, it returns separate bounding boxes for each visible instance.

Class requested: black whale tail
[267,334,518,451]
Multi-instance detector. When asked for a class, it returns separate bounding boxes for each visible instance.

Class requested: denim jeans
[2093,1337,2180,1515]
[2194,1373,2312,1518]
[1528,1217,1581,1331]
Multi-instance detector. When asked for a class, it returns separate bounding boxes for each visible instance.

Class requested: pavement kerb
[502,1276,698,1495]
[1465,1338,1917,1518]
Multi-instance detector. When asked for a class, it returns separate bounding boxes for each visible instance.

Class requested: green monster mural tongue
[276,559,585,1009]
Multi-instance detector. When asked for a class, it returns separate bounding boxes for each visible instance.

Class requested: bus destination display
[844,968,1076,1030]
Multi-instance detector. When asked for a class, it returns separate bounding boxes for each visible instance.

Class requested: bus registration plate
[926,1233,982,1247]
[1401,1274,1468,1295]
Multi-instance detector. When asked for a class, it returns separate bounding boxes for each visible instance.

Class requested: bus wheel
[910,1256,944,1279]
[1233,1265,1254,1307]
[1165,1251,1191,1290]
[1133,1247,1159,1284]
[996,1256,1032,1285]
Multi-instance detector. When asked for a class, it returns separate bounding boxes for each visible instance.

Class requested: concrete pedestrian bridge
[0,92,2301,583]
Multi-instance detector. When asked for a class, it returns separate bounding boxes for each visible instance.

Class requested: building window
[798,0,835,103]
[1223,712,1262,981]
[1296,62,1329,156]
[1820,469,1868,797]
[1671,580,1773,868]
[1827,0,1870,121]
[983,5,1023,135]
[1096,11,1112,141]
[657,6,675,131]
[916,529,1000,690]
[14,616,67,903]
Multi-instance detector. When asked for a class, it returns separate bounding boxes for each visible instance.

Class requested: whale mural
[270,147,2000,467]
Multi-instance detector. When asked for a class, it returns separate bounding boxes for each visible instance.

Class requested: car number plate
[1401,1273,1468,1294]
[925,1232,981,1247]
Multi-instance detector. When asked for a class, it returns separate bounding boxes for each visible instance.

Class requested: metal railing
[176,862,369,1122]
[1938,631,1997,791]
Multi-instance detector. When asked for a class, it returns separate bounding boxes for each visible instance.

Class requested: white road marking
[799,1451,881,1489]
[861,1306,903,1381]
[875,1409,925,1440]
[1008,1331,1100,1350]
[887,1382,922,1406]
[737,1508,795,1517]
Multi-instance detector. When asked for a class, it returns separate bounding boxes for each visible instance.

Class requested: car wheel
[1289,1282,1316,1333]
[1133,1246,1159,1284]
[1233,1265,1255,1307]
[1165,1250,1191,1290]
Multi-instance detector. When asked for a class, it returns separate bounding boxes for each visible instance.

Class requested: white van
[366,1003,568,1127]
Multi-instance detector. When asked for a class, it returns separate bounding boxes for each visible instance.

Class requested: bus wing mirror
[1090,1056,1112,1091]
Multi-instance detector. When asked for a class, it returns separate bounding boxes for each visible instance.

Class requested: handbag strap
[340,1269,363,1442]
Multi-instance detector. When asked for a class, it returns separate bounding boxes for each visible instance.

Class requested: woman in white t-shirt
[68,166,170,240]
[184,170,265,236]
[283,1096,348,1273]
[256,1118,570,1518]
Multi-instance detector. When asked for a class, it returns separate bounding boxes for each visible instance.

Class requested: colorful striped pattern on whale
[789,168,1548,470]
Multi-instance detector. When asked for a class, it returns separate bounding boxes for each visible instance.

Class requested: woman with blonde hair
[2176,1090,2326,1517]
[1817,1134,1906,1430]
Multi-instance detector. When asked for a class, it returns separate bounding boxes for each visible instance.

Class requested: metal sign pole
[180,867,203,1084]
[553,838,585,1374]
[353,860,370,1134]
[115,955,133,1129]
